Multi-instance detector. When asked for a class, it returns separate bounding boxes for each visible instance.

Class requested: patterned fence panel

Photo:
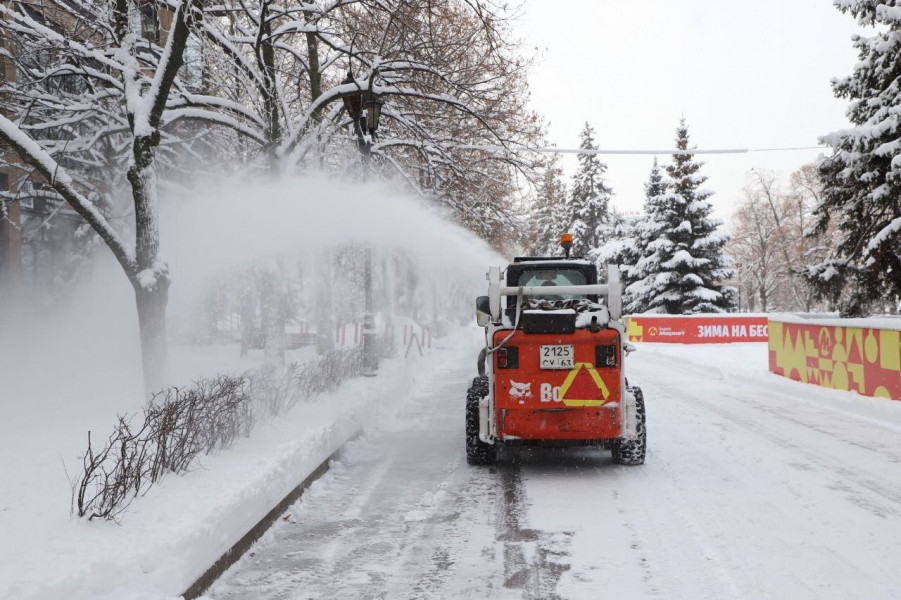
[768,317,901,400]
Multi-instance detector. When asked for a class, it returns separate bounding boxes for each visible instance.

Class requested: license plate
[539,345,574,369]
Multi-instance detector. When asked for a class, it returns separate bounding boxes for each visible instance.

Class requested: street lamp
[341,72,384,375]
[342,72,385,155]
[341,71,368,156]
[363,92,383,136]
[341,71,363,121]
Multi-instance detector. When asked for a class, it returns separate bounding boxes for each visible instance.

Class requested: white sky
[516,0,866,223]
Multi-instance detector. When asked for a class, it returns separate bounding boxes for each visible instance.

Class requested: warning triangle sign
[559,363,610,407]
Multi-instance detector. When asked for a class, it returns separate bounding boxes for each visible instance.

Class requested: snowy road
[204,343,901,600]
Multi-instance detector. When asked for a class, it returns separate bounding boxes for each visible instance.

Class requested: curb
[182,431,361,599]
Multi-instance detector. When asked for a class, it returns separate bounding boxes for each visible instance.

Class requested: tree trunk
[256,1,281,169]
[135,284,170,393]
[314,255,334,355]
[0,180,22,304]
[257,267,286,366]
[128,133,170,393]
[305,28,323,122]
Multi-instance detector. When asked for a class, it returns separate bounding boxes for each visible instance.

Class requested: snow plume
[160,173,502,329]
[0,258,143,425]
[163,174,498,289]
[1,172,501,426]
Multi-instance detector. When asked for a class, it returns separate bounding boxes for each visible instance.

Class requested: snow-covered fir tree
[810,0,901,315]
[595,208,639,294]
[623,158,668,313]
[568,123,613,257]
[627,122,735,314]
[528,156,569,256]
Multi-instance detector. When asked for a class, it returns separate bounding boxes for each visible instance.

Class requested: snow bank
[0,333,474,600]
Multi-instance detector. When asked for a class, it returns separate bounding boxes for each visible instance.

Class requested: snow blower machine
[466,234,646,465]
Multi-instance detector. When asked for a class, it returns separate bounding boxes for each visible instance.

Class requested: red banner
[626,315,769,344]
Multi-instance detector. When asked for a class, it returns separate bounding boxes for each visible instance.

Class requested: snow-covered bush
[74,338,393,521]
[75,374,251,521]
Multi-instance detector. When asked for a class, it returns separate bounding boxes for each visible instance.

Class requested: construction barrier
[626,314,769,344]
[768,315,901,400]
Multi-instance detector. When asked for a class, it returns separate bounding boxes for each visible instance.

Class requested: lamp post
[341,72,384,158]
[341,72,384,374]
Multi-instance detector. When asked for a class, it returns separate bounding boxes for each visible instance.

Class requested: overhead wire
[530,146,825,156]
[457,144,826,156]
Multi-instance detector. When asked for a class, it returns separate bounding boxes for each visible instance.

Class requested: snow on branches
[812,0,901,315]
[568,122,612,257]
[624,122,735,314]
[0,0,544,388]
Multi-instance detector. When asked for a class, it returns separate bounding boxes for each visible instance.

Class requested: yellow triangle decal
[558,362,610,407]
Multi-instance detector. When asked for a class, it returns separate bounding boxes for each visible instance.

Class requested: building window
[18,180,33,209]
[18,180,39,210]
[139,1,159,44]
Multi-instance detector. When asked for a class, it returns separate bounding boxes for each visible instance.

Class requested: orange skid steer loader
[466,236,646,465]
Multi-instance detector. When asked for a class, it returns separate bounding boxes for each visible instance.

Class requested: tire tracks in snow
[495,456,572,599]
[204,358,522,599]
[642,351,901,515]
[632,350,901,597]
[607,459,749,599]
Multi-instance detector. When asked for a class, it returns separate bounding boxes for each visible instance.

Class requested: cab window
[516,268,588,300]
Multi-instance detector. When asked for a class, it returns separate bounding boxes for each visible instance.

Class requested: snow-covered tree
[527,156,569,255]
[810,0,901,316]
[595,208,639,295]
[729,167,833,312]
[0,0,203,392]
[192,0,544,241]
[599,159,669,309]
[0,0,546,389]
[1,0,544,259]
[729,174,788,312]
[623,158,667,313]
[568,123,612,256]
[627,121,735,314]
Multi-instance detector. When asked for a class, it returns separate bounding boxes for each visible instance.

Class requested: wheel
[466,376,496,465]
[612,386,646,465]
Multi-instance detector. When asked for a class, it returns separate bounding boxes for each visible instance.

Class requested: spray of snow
[0,172,503,600]
[161,173,500,314]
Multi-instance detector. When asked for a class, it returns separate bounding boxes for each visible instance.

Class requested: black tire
[466,376,496,465]
[612,386,646,465]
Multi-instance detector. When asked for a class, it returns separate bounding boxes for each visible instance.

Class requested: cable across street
[459,145,826,156]
[534,146,823,156]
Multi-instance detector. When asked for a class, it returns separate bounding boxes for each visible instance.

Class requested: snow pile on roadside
[0,328,478,600]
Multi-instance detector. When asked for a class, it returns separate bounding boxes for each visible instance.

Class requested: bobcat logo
[509,380,532,399]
